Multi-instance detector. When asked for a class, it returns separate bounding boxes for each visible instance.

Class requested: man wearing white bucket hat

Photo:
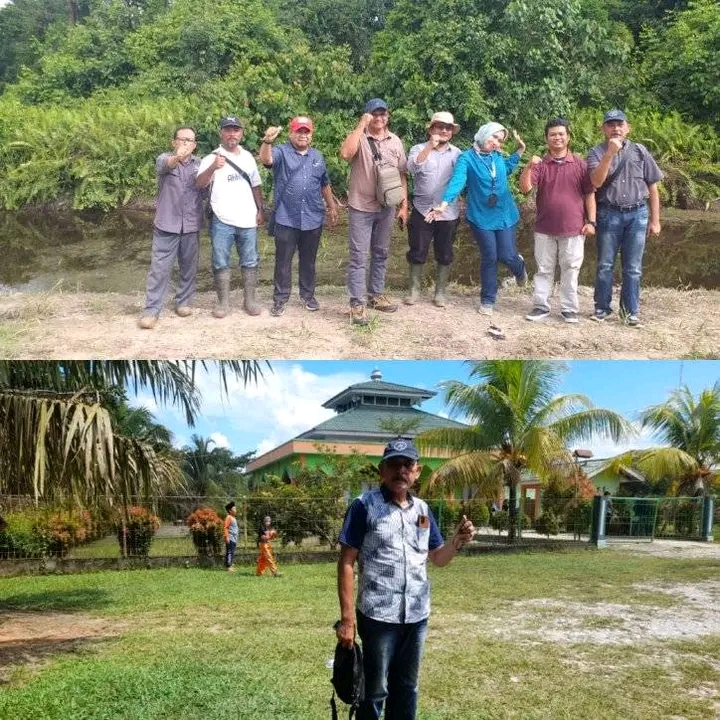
[405,111,462,308]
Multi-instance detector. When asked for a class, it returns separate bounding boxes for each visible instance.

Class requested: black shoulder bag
[205,152,258,220]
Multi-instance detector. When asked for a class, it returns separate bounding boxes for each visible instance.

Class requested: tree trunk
[66,0,78,24]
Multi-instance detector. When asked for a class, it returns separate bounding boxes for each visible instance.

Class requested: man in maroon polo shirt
[519,117,596,323]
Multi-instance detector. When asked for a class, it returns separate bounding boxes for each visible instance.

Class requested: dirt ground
[1,283,718,359]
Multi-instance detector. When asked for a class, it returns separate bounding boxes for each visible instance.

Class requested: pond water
[0,208,718,294]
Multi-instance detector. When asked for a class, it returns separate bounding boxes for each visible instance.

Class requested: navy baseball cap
[382,438,420,462]
[603,109,627,123]
[219,116,244,129]
[364,98,388,114]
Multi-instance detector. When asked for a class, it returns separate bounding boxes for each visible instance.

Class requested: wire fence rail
[0,493,713,562]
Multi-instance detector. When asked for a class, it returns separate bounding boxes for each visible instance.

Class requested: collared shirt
[269,143,330,231]
[407,142,461,219]
[153,153,203,234]
[531,153,595,236]
[339,485,444,624]
[442,149,521,230]
[198,146,262,229]
[587,141,663,207]
[347,131,407,213]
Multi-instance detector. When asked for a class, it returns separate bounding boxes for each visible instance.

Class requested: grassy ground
[1,550,718,719]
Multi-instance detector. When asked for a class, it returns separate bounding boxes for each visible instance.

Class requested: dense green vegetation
[0,0,718,210]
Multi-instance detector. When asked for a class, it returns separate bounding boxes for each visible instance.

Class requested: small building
[245,369,468,486]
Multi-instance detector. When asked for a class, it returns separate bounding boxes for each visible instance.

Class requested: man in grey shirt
[139,126,203,329]
[587,109,663,326]
[406,111,462,307]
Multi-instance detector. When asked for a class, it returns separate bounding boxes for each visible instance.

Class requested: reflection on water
[0,209,718,293]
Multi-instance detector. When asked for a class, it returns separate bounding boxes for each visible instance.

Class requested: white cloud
[209,432,230,449]
[139,362,367,456]
[585,423,661,460]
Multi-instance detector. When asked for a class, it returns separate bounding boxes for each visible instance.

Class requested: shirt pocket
[628,158,645,179]
[416,527,430,552]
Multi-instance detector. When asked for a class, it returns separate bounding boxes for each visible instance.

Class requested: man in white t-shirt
[196,116,265,317]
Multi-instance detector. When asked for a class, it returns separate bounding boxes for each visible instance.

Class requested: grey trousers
[143,228,199,315]
[346,206,395,305]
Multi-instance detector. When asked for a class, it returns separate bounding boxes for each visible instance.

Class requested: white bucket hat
[427,111,461,134]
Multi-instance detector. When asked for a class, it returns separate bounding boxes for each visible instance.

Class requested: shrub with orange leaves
[186,507,224,557]
[115,506,161,557]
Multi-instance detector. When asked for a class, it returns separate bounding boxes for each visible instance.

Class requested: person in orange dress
[256,515,280,577]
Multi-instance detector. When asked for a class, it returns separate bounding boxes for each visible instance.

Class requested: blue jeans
[224,541,236,568]
[356,611,428,720]
[594,204,648,315]
[469,223,525,306]
[211,216,258,272]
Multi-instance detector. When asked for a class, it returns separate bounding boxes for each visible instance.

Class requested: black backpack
[330,640,364,719]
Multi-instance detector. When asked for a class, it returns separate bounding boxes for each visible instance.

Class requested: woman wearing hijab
[426,122,527,315]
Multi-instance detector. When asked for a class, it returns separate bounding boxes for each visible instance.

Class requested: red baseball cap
[289,116,313,132]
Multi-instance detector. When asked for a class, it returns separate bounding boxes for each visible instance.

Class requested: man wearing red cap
[259,116,338,317]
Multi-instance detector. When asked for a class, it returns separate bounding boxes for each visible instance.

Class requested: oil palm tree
[605,382,720,496]
[416,360,632,541]
[0,360,267,507]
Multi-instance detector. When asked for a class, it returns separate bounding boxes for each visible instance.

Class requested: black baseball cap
[219,116,244,129]
[603,109,627,123]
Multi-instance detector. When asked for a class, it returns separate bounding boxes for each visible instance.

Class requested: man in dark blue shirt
[259,116,338,317]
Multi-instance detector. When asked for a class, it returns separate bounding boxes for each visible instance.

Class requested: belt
[600,201,646,212]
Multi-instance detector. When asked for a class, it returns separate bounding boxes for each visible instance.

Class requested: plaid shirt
[339,485,443,624]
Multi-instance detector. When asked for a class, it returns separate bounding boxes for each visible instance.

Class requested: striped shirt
[339,485,443,624]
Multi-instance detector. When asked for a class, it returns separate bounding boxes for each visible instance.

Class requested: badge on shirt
[417,515,429,529]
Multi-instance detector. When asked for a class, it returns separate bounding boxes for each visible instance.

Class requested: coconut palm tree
[605,382,720,496]
[416,360,632,541]
[0,360,267,507]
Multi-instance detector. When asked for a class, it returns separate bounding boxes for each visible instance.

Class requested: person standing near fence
[256,515,280,577]
[224,501,238,572]
[139,126,203,329]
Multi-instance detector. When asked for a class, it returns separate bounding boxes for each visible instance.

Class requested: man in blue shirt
[336,438,475,720]
[259,116,338,317]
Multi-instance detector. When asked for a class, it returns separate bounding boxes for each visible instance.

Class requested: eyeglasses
[175,138,196,143]
[432,123,454,132]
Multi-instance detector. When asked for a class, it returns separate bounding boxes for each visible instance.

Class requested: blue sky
[136,360,719,461]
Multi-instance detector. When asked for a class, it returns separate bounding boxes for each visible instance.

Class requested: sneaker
[138,314,157,329]
[302,297,319,311]
[525,307,550,321]
[270,301,286,317]
[350,304,369,326]
[627,314,640,327]
[175,305,192,318]
[590,308,612,322]
[367,294,398,313]
[561,311,579,323]
[477,304,494,316]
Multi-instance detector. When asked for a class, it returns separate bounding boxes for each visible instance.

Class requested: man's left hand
[453,514,475,549]
[396,203,408,226]
[256,208,264,226]
[582,223,596,237]
[327,205,339,227]
[647,220,661,236]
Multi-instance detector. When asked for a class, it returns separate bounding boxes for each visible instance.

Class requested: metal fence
[1,493,713,562]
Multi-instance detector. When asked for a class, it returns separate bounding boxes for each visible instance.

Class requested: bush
[490,510,509,533]
[533,511,560,537]
[34,509,94,557]
[116,506,160,557]
[0,511,49,559]
[186,506,224,556]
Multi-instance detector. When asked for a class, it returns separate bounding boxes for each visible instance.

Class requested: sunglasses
[385,457,417,469]
[431,123,455,132]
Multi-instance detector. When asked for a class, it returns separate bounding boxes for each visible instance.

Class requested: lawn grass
[0,550,718,719]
